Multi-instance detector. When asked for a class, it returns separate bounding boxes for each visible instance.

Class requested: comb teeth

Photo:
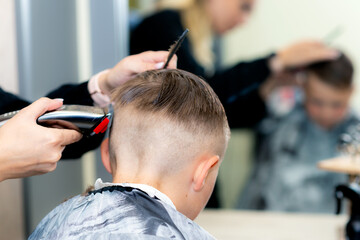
[163,29,189,69]
[168,42,177,53]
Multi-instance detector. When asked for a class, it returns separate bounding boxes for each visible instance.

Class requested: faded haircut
[109,69,230,173]
[306,52,353,89]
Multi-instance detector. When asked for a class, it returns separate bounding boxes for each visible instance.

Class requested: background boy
[239,53,359,213]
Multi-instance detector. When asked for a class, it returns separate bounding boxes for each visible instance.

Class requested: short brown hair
[306,52,353,89]
[109,69,230,173]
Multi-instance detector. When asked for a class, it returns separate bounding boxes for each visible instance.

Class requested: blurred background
[1,0,359,239]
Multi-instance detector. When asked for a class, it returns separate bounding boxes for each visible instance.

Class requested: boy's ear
[100,138,112,174]
[193,155,220,192]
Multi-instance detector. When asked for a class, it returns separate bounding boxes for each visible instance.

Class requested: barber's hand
[0,98,82,182]
[270,40,339,73]
[98,51,177,95]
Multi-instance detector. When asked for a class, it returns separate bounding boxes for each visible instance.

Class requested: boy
[29,69,230,239]
[239,53,359,213]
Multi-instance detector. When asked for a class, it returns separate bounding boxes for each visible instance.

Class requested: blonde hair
[158,0,215,75]
[109,69,230,174]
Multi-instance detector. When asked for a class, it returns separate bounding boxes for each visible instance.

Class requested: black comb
[163,29,189,69]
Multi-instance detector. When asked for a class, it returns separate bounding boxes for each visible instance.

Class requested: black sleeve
[0,82,103,159]
[207,57,272,128]
[130,10,271,128]
[0,87,30,114]
[0,81,94,113]
[130,10,207,77]
[45,81,93,106]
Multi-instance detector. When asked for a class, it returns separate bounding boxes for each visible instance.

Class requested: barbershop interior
[2,0,360,239]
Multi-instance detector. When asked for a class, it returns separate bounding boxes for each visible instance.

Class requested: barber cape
[239,105,359,212]
[29,179,214,240]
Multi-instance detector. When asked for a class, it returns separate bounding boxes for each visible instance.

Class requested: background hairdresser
[131,0,338,128]
[130,0,338,207]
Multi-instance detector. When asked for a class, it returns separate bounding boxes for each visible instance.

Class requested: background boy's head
[303,52,354,130]
[100,69,230,220]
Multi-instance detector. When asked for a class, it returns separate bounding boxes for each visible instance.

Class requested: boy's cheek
[305,103,320,121]
[332,107,348,122]
[307,105,348,128]
[305,104,331,128]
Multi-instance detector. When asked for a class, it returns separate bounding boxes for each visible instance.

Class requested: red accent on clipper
[93,118,110,134]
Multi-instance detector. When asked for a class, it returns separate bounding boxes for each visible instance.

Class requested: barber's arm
[0,98,82,182]
[45,51,177,108]
[210,40,339,128]
[269,40,339,73]
[0,51,177,159]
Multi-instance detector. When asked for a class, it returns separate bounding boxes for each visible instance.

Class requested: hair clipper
[0,105,112,137]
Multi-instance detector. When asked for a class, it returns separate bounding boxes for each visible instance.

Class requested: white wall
[0,0,18,92]
[222,0,360,108]
[0,1,24,239]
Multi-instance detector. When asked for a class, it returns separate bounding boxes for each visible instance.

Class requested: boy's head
[100,69,230,220]
[303,52,354,130]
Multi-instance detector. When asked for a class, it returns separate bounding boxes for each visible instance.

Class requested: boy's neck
[112,172,192,219]
[95,178,176,209]
[112,174,162,190]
